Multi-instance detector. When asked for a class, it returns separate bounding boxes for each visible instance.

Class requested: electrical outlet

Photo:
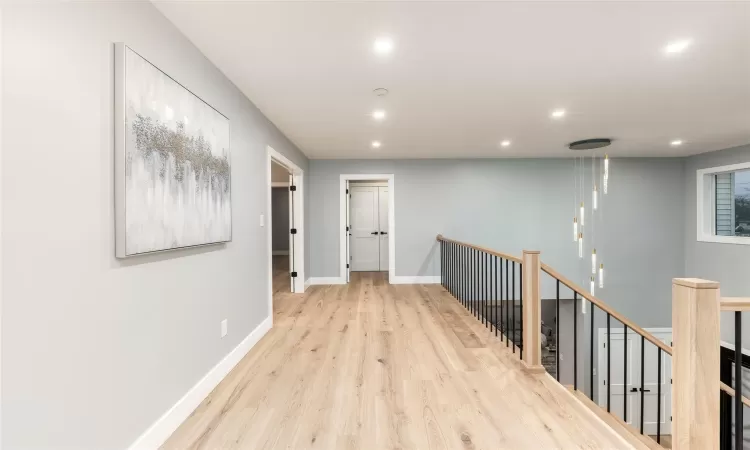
[221,319,228,338]
[260,214,265,227]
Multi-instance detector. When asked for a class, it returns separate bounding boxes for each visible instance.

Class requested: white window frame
[697,161,750,245]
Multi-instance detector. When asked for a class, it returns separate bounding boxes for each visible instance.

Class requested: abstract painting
[114,44,231,257]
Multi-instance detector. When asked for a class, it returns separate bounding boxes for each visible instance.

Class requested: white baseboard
[307,277,346,285]
[304,278,311,290]
[390,275,441,285]
[272,250,289,256]
[128,316,272,450]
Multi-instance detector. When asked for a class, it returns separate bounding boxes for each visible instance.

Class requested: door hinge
[346,188,349,194]
[346,226,349,231]
[289,185,297,191]
[604,380,606,386]
[291,271,298,278]
[346,264,350,268]
[290,228,297,234]
[603,343,606,348]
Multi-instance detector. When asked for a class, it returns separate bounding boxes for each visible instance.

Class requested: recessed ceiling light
[373,37,394,55]
[500,140,511,147]
[371,140,382,149]
[372,110,386,121]
[664,39,691,54]
[671,139,683,146]
[551,109,566,119]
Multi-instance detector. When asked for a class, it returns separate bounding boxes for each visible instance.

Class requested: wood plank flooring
[163,272,631,449]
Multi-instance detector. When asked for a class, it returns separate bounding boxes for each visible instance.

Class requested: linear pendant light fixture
[569,139,612,300]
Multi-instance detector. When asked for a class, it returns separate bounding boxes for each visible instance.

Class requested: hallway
[162,273,628,449]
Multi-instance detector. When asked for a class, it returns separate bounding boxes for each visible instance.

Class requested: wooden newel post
[522,250,543,372]
[672,278,721,450]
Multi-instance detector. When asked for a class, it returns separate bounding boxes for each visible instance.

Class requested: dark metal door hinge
[289,185,297,191]
[346,264,350,268]
[290,228,297,234]
[291,271,298,278]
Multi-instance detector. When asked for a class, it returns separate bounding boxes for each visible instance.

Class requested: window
[697,162,750,244]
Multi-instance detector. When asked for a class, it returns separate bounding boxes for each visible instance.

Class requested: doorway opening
[339,174,395,284]
[266,146,304,318]
[270,160,292,294]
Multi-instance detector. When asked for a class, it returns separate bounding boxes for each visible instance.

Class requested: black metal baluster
[512,261,516,353]
[498,258,508,342]
[474,250,479,319]
[463,246,467,306]
[607,313,611,413]
[574,291,578,391]
[473,249,478,318]
[590,303,595,400]
[519,261,523,359]
[556,280,560,382]
[493,255,497,335]
[640,335,645,434]
[482,253,492,331]
[506,259,510,348]
[736,311,743,450]
[657,347,662,444]
[624,325,628,423]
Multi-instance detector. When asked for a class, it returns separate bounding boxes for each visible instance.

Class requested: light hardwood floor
[163,272,631,449]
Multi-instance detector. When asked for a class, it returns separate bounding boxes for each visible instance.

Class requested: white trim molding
[390,276,441,285]
[128,317,272,450]
[270,181,289,188]
[697,161,750,245]
[339,174,396,284]
[308,277,347,285]
[266,146,305,314]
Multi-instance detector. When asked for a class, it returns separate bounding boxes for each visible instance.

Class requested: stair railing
[437,234,746,450]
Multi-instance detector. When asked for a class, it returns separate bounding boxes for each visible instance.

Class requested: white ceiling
[156,1,750,159]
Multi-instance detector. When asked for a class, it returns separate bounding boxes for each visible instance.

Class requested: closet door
[350,186,380,271]
[378,186,389,272]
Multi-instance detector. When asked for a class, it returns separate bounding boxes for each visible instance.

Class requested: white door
[345,181,351,282]
[378,186,389,271]
[350,186,380,271]
[599,328,672,436]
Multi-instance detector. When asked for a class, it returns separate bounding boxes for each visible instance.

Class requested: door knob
[380,231,388,235]
[371,231,379,235]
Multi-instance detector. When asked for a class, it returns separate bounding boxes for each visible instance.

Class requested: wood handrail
[541,262,673,356]
[436,234,672,356]
[720,381,750,408]
[436,235,522,263]
[721,297,750,311]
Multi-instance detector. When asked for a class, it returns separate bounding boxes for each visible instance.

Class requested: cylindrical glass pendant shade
[580,202,585,226]
[578,233,583,258]
[593,185,598,210]
[573,217,578,242]
[592,249,597,274]
[599,264,604,288]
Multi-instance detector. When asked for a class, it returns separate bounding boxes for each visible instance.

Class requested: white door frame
[266,146,305,311]
[339,174,395,284]
[597,327,672,435]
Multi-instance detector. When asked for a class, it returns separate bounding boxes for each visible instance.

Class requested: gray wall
[2,3,308,448]
[684,144,750,348]
[309,158,685,327]
[272,187,290,252]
